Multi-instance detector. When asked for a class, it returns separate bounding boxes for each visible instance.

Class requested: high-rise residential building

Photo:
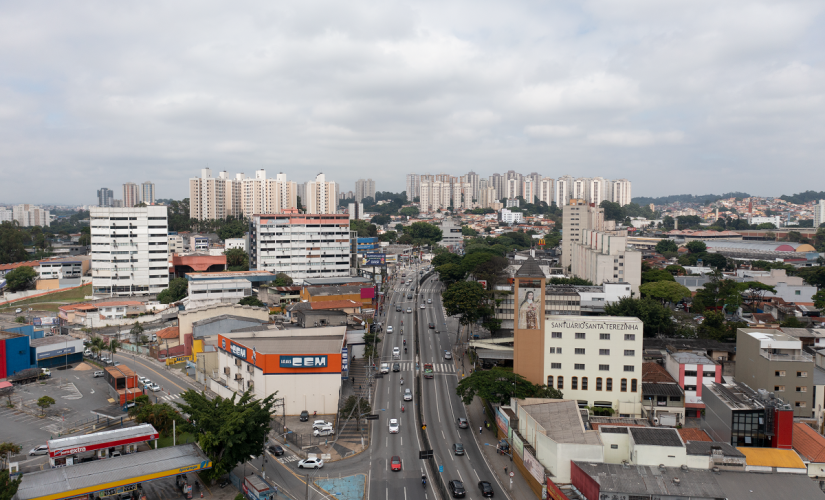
[249,210,350,282]
[556,175,573,206]
[419,180,451,212]
[355,179,376,203]
[0,207,12,223]
[561,199,603,271]
[190,168,226,220]
[97,188,114,207]
[526,172,542,195]
[12,204,50,227]
[522,178,536,204]
[813,200,825,228]
[465,171,480,201]
[570,228,642,294]
[505,178,519,200]
[111,199,124,208]
[305,173,338,214]
[477,180,496,209]
[241,170,297,216]
[123,182,140,207]
[140,181,156,205]
[571,178,588,201]
[538,178,555,206]
[405,174,419,201]
[588,177,608,207]
[488,173,503,200]
[223,172,245,218]
[90,205,169,296]
[296,182,307,206]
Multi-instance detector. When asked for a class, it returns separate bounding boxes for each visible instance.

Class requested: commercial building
[12,204,50,227]
[31,335,84,368]
[249,210,350,282]
[45,424,159,466]
[641,361,685,426]
[122,182,140,207]
[224,236,248,252]
[438,219,463,249]
[664,351,721,418]
[186,277,252,309]
[354,178,375,202]
[140,181,155,205]
[216,327,346,414]
[500,208,523,224]
[735,328,813,417]
[0,330,32,377]
[90,205,169,296]
[702,381,794,449]
[305,173,338,214]
[97,187,114,207]
[178,302,270,355]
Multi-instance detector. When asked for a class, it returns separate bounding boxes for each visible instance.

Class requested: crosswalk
[392,362,454,373]
[158,393,181,403]
[277,455,299,464]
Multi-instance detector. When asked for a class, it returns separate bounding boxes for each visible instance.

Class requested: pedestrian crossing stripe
[396,362,453,372]
[160,394,180,402]
[278,455,299,463]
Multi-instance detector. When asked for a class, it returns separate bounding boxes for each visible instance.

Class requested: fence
[120,343,150,356]
[283,431,337,449]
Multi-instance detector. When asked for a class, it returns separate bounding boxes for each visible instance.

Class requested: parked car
[84,349,92,356]
[29,445,49,456]
[453,443,465,455]
[390,456,402,471]
[147,383,161,392]
[478,481,494,497]
[93,371,105,378]
[448,480,466,498]
[403,388,413,401]
[388,419,400,434]
[300,410,309,421]
[457,417,469,429]
[15,308,22,314]
[297,457,324,469]
[312,420,332,430]
[138,376,150,385]
[313,425,334,437]
[111,451,122,458]
[267,444,284,456]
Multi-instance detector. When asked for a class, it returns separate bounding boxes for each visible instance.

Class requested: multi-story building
[538,178,555,206]
[405,174,419,201]
[97,188,114,207]
[556,175,573,207]
[664,351,721,418]
[505,178,519,200]
[248,209,350,282]
[354,179,376,203]
[571,178,588,201]
[500,208,524,225]
[814,199,825,228]
[419,180,450,212]
[12,204,50,227]
[305,173,338,214]
[522,178,535,204]
[168,233,185,254]
[223,171,245,218]
[703,381,794,449]
[561,199,601,270]
[464,171,479,201]
[347,202,363,221]
[735,328,814,417]
[191,169,297,221]
[123,182,140,207]
[570,229,642,294]
[610,179,632,206]
[190,168,226,220]
[477,182,496,209]
[588,177,608,206]
[0,207,11,223]
[90,206,169,296]
[140,181,155,205]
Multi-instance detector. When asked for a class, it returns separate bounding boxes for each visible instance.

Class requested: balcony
[759,349,813,363]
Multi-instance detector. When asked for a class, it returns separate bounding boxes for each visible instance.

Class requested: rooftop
[305,285,370,296]
[155,326,180,339]
[223,329,345,355]
[185,270,275,279]
[685,441,744,457]
[669,351,716,365]
[105,365,136,378]
[572,461,726,498]
[514,257,545,278]
[792,422,825,463]
[712,469,825,500]
[678,428,713,443]
[629,427,684,448]
[642,361,677,384]
[517,398,601,445]
[191,315,269,328]
[49,423,157,451]
[30,336,82,348]
[642,383,683,397]
[735,447,805,469]
[302,277,373,286]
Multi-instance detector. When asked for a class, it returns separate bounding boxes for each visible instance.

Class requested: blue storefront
[0,331,33,378]
[357,237,379,252]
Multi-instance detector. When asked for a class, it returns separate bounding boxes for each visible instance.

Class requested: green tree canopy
[432,252,462,268]
[743,282,776,306]
[693,276,748,313]
[655,239,679,254]
[0,222,27,265]
[350,219,378,238]
[0,468,23,500]
[129,322,145,343]
[274,273,293,286]
[158,277,189,304]
[441,281,488,326]
[224,248,249,271]
[216,217,247,240]
[642,269,676,284]
[604,297,674,337]
[436,263,467,287]
[37,395,56,416]
[404,222,443,246]
[5,266,36,291]
[370,214,391,226]
[399,206,420,217]
[665,264,686,276]
[238,296,265,307]
[698,310,745,341]
[813,290,825,310]
[548,277,594,286]
[685,241,707,254]
[129,396,183,437]
[378,231,397,242]
[456,367,562,405]
[797,267,825,289]
[176,389,277,480]
[640,281,692,304]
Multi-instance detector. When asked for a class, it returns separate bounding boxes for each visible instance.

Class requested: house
[792,422,825,478]
[641,361,685,426]
[664,351,722,418]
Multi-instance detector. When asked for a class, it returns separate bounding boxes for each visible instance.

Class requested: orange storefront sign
[218,335,342,374]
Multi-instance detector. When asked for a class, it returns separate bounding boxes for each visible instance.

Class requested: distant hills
[634,190,825,206]
[779,191,825,205]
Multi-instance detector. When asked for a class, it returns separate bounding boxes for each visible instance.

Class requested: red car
[390,456,402,471]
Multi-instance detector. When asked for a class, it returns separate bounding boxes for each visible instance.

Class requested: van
[84,349,92,356]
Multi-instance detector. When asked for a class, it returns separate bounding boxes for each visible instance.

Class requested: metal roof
[49,424,157,452]
[15,444,210,500]
[514,256,545,277]
[629,427,684,447]
[223,334,344,354]
[685,441,745,458]
[475,349,514,360]
[642,383,684,397]
[573,461,726,498]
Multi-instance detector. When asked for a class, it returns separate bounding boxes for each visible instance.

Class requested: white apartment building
[556,176,573,207]
[140,181,155,205]
[405,174,419,200]
[747,215,782,227]
[505,178,519,200]
[610,179,632,207]
[0,207,11,223]
[543,315,644,416]
[561,199,600,270]
[12,204,50,227]
[168,234,185,254]
[90,206,169,296]
[190,168,226,220]
[588,177,608,206]
[814,200,825,228]
[305,173,338,214]
[223,171,245,218]
[500,208,524,224]
[571,229,643,294]
[187,278,252,309]
[190,168,297,221]
[571,178,589,201]
[123,182,140,207]
[249,210,350,282]
[523,178,536,204]
[538,178,555,206]
[419,180,451,212]
[355,178,376,203]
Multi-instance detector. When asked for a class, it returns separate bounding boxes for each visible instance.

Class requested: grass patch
[0,284,92,311]
[157,432,196,448]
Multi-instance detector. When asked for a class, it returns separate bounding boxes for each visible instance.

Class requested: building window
[596,378,602,391]
[797,387,808,392]
[549,347,557,354]
[776,370,786,377]
[621,379,627,392]
[684,385,697,391]
[582,377,588,390]
[669,395,680,401]
[606,378,613,391]
[552,332,562,339]
[575,348,586,355]
[624,365,635,372]
[557,377,564,390]
[572,377,578,390]
[796,401,807,408]
[600,333,611,340]
[702,371,716,378]
[775,385,785,392]
[632,379,638,392]
[547,376,553,387]
[684,370,697,377]
[599,349,610,356]
[599,364,609,371]
[798,371,808,378]
[575,332,586,339]
[575,364,585,370]
[551,363,561,369]
[624,334,635,341]
[611,444,618,449]
[624,350,635,356]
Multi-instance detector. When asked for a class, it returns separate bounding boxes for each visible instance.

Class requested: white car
[298,457,324,469]
[389,419,400,434]
[427,298,432,304]
[392,347,400,357]
[403,388,413,401]
[29,445,49,456]
[138,376,150,385]
[387,325,393,333]
[380,363,390,374]
[312,420,332,430]
[147,383,161,392]
[15,308,22,314]
[313,425,334,437]
[420,304,425,309]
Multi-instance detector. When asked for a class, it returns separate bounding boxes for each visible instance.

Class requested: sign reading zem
[280,355,328,368]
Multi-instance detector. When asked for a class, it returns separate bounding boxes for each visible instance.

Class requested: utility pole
[305,473,309,500]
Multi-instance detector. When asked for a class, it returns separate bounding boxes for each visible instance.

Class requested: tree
[642,269,676,284]
[399,207,420,217]
[37,395,56,416]
[350,219,378,238]
[404,222,443,246]
[0,384,14,407]
[130,397,183,437]
[238,296,266,307]
[685,241,707,254]
[604,297,674,337]
[813,290,825,310]
[274,273,293,286]
[5,266,37,292]
[693,275,748,313]
[0,221,28,265]
[224,248,249,271]
[158,277,189,304]
[441,281,488,327]
[432,253,462,268]
[548,277,594,286]
[435,263,466,287]
[129,322,145,344]
[640,281,691,305]
[744,282,776,307]
[701,253,729,270]
[338,394,371,419]
[665,265,686,276]
[90,336,107,359]
[0,468,23,500]
[378,231,397,243]
[0,442,21,470]
[797,267,825,289]
[176,389,277,480]
[216,217,247,240]
[108,339,120,360]
[370,214,391,226]
[456,368,562,405]
[461,226,478,236]
[655,239,678,254]
[780,316,806,328]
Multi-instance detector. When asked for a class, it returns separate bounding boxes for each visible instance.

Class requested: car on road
[395,305,402,312]
[406,307,412,314]
[29,445,49,456]
[402,274,406,277]
[15,308,22,314]
[407,293,412,299]
[420,304,425,309]
[380,363,390,374]
[428,322,434,329]
[267,444,284,456]
[444,351,452,360]
[93,370,105,378]
[388,418,400,434]
[297,457,324,469]
[147,383,161,392]
[457,417,469,429]
[314,425,334,437]
[387,325,393,333]
[312,420,332,430]
[392,347,400,358]
[138,376,149,385]
[403,388,412,401]
[478,481,494,497]
[390,456,402,471]
[427,298,432,304]
[392,363,400,372]
[300,410,309,421]
[448,480,466,498]
[453,443,465,455]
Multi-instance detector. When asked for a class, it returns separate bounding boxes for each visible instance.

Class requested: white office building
[90,206,169,296]
[812,200,825,228]
[500,208,524,224]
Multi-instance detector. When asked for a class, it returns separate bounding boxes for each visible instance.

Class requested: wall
[570,462,600,500]
[631,444,686,468]
[179,304,269,342]
[600,431,630,464]
[192,317,266,339]
[3,335,33,376]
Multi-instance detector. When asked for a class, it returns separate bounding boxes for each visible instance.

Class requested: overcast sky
[2,0,824,205]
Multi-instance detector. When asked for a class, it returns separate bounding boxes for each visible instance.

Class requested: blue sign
[36,346,76,360]
[439,465,443,472]
[280,355,328,368]
[230,344,247,360]
[364,253,386,267]
[341,347,348,373]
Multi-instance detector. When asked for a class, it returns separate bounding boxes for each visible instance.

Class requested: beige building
[538,178,555,206]
[419,180,451,212]
[190,168,226,220]
[305,173,338,214]
[242,170,297,216]
[570,229,642,294]
[12,204,50,227]
[561,199,603,271]
[190,168,298,221]
[735,328,814,417]
[123,182,140,207]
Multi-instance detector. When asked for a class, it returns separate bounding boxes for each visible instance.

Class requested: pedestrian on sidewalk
[504,466,507,475]
[479,426,483,434]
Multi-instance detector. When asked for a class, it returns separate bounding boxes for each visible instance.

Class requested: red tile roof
[0,260,43,272]
[793,422,825,463]
[156,326,180,339]
[642,362,676,383]
[678,428,712,442]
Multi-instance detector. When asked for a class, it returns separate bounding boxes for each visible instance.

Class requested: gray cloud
[1,0,823,204]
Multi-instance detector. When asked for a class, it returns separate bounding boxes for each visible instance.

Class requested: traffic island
[313,474,367,500]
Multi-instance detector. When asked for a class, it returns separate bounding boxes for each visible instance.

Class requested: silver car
[29,445,49,456]
[403,388,413,401]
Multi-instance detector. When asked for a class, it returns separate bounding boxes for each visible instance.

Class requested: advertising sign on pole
[364,253,386,267]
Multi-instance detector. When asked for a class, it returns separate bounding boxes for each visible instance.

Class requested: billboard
[32,317,58,326]
[36,346,76,360]
[523,448,545,485]
[517,286,540,330]
[364,253,386,267]
[279,355,328,368]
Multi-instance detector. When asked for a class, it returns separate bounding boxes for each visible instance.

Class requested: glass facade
[730,410,768,447]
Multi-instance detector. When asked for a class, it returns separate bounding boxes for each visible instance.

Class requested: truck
[423,363,434,379]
